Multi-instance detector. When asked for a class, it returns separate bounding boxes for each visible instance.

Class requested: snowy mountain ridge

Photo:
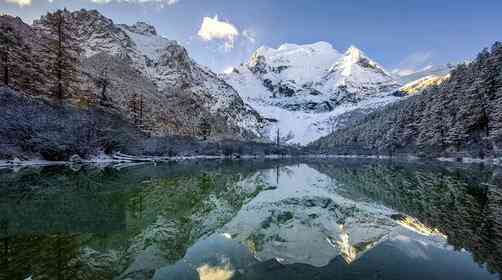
[224,42,403,144]
[33,9,268,139]
[22,9,453,145]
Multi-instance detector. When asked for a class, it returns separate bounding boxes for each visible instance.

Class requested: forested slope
[311,43,502,159]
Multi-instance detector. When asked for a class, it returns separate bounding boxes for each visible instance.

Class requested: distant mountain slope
[224,42,402,145]
[397,74,450,95]
[394,64,454,85]
[310,43,502,159]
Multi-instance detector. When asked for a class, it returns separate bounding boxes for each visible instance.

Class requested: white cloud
[88,0,179,4]
[4,0,31,6]
[6,0,179,6]
[391,68,416,76]
[198,15,239,51]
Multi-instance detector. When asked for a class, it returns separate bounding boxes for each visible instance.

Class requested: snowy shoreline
[0,154,295,169]
[1,153,500,170]
[304,154,502,166]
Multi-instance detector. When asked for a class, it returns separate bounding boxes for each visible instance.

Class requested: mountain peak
[345,45,366,62]
[330,45,393,78]
[123,21,157,36]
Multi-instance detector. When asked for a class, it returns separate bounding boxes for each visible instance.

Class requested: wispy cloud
[88,0,179,4]
[242,29,257,44]
[5,0,180,6]
[198,15,240,51]
[4,0,32,7]
[393,51,434,76]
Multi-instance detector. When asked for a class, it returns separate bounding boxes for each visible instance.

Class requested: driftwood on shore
[112,152,169,162]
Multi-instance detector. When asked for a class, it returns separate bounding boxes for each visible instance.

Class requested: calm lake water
[0,159,501,280]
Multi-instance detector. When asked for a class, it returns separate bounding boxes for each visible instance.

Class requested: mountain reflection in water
[0,159,500,280]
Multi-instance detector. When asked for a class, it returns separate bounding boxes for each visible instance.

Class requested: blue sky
[1,0,501,73]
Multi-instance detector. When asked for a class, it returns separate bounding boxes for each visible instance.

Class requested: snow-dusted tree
[0,25,16,86]
[95,66,111,106]
[280,130,295,144]
[38,9,82,100]
[128,93,144,126]
[312,42,502,158]
[0,22,36,90]
[199,117,211,140]
[276,128,280,146]
[487,42,502,148]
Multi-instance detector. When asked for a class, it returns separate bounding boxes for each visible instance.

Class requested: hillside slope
[1,10,268,141]
[310,43,502,159]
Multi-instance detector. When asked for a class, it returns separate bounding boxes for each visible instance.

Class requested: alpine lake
[0,158,501,280]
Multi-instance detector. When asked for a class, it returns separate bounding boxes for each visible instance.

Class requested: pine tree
[314,42,502,158]
[96,66,111,106]
[128,93,145,126]
[199,117,211,140]
[0,25,16,86]
[38,9,82,100]
[487,42,502,150]
[0,21,39,92]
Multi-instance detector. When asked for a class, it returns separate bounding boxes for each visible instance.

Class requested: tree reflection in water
[0,159,500,279]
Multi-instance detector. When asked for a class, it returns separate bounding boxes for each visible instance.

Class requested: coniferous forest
[311,43,502,159]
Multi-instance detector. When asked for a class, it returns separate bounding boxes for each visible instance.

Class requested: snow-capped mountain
[32,9,267,139]
[218,164,448,267]
[224,42,402,144]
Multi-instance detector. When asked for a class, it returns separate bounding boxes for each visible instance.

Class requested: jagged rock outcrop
[2,9,268,141]
[68,9,267,139]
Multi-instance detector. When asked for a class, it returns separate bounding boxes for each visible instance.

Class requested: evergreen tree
[95,66,111,106]
[312,43,502,158]
[199,117,211,140]
[128,93,144,126]
[38,9,82,100]
[488,42,502,149]
[0,21,41,93]
[0,25,16,86]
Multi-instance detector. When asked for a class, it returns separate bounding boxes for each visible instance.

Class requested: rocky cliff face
[224,42,402,144]
[4,9,268,141]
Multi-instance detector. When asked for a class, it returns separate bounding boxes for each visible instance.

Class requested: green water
[0,159,500,280]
